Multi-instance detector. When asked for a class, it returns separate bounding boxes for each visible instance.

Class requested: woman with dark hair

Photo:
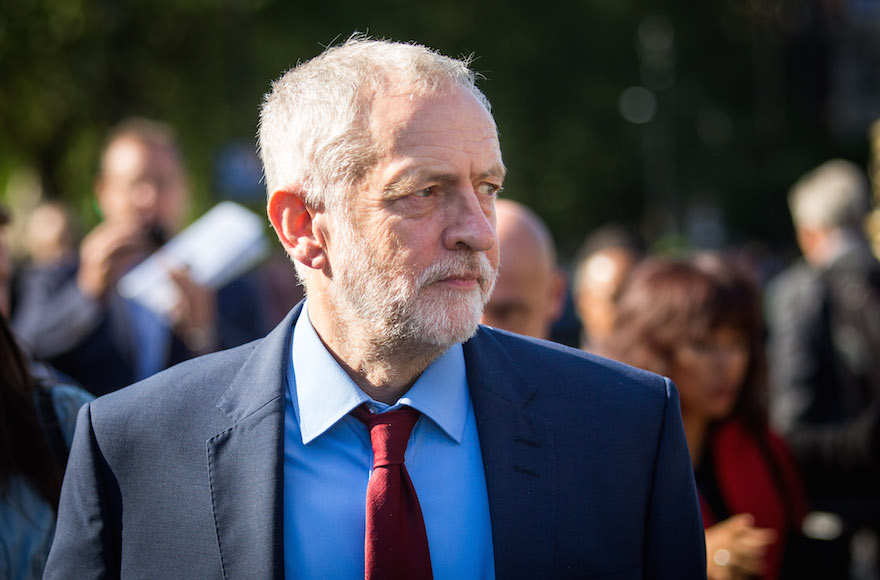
[0,313,92,579]
[605,254,808,580]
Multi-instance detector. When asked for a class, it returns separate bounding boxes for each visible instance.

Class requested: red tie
[352,404,433,580]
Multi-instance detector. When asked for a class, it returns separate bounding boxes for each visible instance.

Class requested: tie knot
[352,404,421,468]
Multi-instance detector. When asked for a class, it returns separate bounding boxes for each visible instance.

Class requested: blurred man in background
[21,200,79,269]
[767,159,880,577]
[571,224,646,353]
[480,199,565,339]
[12,118,267,395]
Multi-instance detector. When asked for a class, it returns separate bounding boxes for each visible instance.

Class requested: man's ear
[267,188,327,271]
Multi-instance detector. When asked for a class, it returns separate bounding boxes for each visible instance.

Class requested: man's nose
[442,189,496,252]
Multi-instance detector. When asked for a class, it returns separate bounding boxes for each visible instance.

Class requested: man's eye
[478,183,502,197]
[413,187,435,198]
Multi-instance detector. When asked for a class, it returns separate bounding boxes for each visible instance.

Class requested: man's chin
[409,320,479,350]
[405,291,486,347]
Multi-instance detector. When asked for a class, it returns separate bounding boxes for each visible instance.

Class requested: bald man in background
[481,199,565,339]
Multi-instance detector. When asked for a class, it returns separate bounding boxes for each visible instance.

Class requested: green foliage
[0,0,864,256]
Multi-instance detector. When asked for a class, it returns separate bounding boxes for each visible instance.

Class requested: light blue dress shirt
[283,304,495,579]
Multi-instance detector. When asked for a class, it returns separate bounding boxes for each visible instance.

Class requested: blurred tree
[0,0,872,258]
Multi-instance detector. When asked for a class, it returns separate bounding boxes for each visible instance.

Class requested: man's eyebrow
[383,164,507,197]
[383,170,459,197]
[476,164,507,182]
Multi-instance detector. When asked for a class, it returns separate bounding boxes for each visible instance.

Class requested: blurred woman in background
[0,313,92,579]
[605,254,808,580]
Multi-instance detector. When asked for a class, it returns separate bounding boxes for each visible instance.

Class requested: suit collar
[207,302,302,579]
[463,326,538,406]
[291,304,470,445]
[215,302,302,421]
[463,326,556,578]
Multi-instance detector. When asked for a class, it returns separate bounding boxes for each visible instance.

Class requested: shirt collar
[288,301,469,445]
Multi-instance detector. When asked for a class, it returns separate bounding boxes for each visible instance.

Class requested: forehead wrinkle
[386,137,505,181]
[394,125,499,150]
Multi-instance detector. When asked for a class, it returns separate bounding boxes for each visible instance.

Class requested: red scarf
[699,419,809,580]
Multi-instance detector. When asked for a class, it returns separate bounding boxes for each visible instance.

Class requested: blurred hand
[167,267,217,355]
[77,220,153,299]
[706,514,777,580]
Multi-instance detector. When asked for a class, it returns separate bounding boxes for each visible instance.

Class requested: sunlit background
[2,0,880,265]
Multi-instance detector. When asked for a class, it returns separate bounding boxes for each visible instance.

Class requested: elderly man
[11,118,267,395]
[45,38,705,579]
[480,199,565,339]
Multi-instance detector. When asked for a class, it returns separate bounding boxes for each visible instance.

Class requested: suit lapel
[463,328,555,578]
[205,304,303,579]
[204,311,554,578]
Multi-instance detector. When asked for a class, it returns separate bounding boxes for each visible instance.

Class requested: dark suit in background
[767,158,880,577]
[12,260,267,396]
[768,243,880,523]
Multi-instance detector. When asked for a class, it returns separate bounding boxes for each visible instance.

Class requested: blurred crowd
[2,115,880,579]
[0,118,299,577]
[480,157,880,579]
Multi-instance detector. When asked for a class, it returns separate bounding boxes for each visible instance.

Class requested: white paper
[118,201,270,316]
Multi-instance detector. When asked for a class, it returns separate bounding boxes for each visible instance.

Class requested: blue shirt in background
[283,303,495,579]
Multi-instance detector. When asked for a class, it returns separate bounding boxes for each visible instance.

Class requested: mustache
[417,251,496,290]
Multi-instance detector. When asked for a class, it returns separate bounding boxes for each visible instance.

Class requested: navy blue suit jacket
[45,303,706,578]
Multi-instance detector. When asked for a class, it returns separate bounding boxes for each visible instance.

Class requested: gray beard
[326,223,497,356]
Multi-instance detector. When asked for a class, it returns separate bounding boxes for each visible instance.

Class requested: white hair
[258,34,491,215]
[788,159,872,231]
